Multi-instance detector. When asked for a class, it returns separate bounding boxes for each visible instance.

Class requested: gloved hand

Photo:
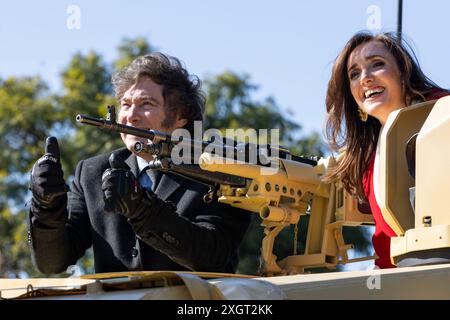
[29,137,69,209]
[102,152,146,218]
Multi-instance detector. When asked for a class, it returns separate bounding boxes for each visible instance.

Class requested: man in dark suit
[28,53,251,274]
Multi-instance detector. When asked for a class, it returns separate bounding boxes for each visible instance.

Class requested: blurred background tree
[0,37,371,278]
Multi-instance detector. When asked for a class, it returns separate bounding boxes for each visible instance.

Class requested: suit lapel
[124,152,139,177]
[155,172,187,201]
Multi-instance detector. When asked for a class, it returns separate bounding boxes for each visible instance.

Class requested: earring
[358,108,368,122]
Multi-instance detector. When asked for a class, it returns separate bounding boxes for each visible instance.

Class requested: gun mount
[77,106,375,276]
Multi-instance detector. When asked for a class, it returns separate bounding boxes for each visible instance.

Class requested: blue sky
[1,0,449,138]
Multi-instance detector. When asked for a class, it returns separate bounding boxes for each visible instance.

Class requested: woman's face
[347,40,405,124]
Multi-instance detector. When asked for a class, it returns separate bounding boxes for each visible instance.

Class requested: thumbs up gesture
[101,152,144,218]
[30,137,69,208]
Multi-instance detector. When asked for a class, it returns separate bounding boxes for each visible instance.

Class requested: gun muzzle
[76,114,106,128]
[76,114,157,140]
[259,205,300,224]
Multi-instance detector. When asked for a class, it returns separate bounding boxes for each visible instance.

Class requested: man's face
[118,77,186,160]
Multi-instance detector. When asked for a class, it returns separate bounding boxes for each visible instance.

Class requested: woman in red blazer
[323,31,449,268]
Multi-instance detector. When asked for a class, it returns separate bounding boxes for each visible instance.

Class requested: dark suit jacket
[29,148,251,274]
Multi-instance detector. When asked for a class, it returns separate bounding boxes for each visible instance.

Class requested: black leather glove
[102,152,147,218]
[29,137,69,209]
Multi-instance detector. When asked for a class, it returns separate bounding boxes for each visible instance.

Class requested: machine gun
[77,106,375,276]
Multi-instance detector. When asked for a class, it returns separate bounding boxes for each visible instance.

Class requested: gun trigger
[203,185,218,203]
[203,192,213,203]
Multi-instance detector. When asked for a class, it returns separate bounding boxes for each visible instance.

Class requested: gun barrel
[76,114,156,140]
[170,164,247,187]
[199,152,278,179]
[260,205,300,224]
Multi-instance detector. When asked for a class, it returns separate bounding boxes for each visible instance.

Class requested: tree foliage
[204,71,300,143]
[0,37,152,277]
[114,37,155,70]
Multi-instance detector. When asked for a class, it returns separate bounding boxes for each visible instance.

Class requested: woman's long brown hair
[324,31,442,200]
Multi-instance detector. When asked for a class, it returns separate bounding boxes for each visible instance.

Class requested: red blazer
[363,88,449,268]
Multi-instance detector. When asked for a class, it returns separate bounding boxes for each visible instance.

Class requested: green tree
[0,208,36,277]
[59,51,119,170]
[204,71,300,142]
[0,76,64,277]
[114,37,155,70]
[0,37,153,277]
